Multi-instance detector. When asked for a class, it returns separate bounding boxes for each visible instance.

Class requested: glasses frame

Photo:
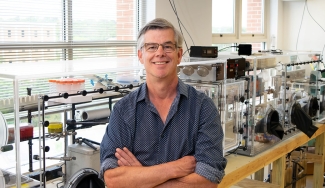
[141,42,179,53]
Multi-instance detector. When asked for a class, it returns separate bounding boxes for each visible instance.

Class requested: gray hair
[137,18,183,50]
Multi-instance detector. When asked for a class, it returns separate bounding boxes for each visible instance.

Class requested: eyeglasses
[141,42,178,53]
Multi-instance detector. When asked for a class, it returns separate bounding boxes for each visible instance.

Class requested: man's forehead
[144,29,174,36]
[143,29,175,42]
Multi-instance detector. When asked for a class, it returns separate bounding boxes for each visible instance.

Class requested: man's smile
[153,61,168,65]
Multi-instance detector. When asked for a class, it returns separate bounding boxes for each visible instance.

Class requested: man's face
[138,28,182,80]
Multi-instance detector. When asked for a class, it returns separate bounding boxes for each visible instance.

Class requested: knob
[43,95,49,101]
[43,121,49,127]
[81,90,87,96]
[44,146,50,152]
[62,92,69,99]
[33,155,40,160]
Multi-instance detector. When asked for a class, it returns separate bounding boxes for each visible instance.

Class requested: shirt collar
[136,78,188,103]
[178,79,188,99]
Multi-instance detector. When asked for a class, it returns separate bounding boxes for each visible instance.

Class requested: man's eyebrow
[144,41,174,44]
[163,41,174,44]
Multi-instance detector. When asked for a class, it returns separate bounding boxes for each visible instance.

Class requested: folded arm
[103,147,217,188]
[154,173,217,188]
[104,147,195,188]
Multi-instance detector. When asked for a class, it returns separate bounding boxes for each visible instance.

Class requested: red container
[7,124,34,143]
[20,125,34,141]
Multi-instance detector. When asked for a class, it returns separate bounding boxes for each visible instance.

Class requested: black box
[189,46,218,58]
[227,58,246,79]
[238,44,252,56]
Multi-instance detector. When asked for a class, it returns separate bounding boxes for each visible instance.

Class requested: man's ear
[138,50,144,64]
[177,48,183,64]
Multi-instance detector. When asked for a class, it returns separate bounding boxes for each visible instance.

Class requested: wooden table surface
[219,123,325,188]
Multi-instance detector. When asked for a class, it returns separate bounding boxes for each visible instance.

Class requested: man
[100,18,227,188]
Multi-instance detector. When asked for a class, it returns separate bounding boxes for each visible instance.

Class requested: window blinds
[0,0,149,102]
[0,0,139,65]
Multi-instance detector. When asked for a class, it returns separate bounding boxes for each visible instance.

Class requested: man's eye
[147,45,157,50]
[164,45,173,49]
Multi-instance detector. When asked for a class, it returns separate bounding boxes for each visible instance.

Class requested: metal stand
[75,137,100,150]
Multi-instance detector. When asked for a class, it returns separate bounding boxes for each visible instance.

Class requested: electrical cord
[305,0,325,65]
[218,45,238,52]
[168,0,195,57]
[296,0,325,65]
[305,1,325,35]
[182,48,190,56]
[295,0,306,63]
[171,0,195,46]
[225,142,241,157]
[170,0,195,47]
[168,0,189,55]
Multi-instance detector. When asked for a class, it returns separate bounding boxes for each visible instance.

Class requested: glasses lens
[163,44,176,52]
[145,43,159,52]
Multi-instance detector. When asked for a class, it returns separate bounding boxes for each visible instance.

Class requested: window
[241,0,264,34]
[212,0,235,34]
[0,0,149,173]
[0,0,149,99]
[212,0,267,47]
[0,0,148,64]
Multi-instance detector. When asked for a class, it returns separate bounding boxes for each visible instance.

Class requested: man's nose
[156,45,165,55]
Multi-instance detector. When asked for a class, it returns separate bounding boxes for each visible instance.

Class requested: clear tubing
[14,79,21,187]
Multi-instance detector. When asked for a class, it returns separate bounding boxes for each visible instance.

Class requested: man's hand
[115,147,142,166]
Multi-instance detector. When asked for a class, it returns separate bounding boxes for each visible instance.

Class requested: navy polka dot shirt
[100,79,227,183]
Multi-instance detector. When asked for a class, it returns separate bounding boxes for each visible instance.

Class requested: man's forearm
[104,157,195,188]
[104,165,172,188]
[154,173,218,188]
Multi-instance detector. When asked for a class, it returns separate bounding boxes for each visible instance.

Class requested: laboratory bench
[23,122,324,188]
[220,122,325,188]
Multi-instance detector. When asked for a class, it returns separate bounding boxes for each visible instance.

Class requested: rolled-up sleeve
[194,96,227,183]
[100,158,118,179]
[99,100,134,179]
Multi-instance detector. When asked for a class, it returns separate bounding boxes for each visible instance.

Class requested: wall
[246,0,264,50]
[269,0,283,50]
[155,0,212,52]
[282,0,325,53]
[246,0,263,34]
